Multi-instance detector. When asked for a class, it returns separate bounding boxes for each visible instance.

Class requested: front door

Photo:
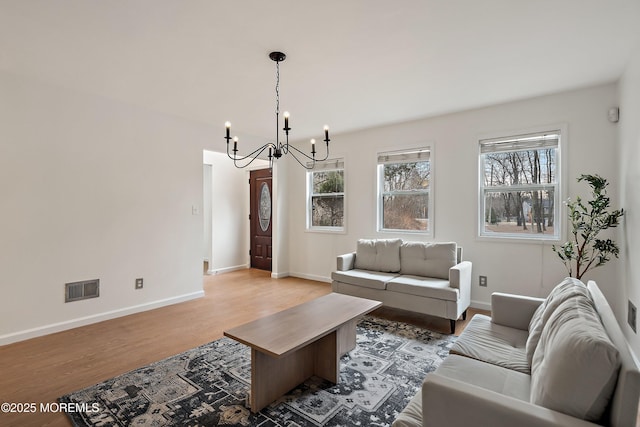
[249,169,272,271]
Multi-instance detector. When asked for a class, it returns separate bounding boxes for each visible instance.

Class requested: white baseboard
[470,299,491,312]
[0,290,205,346]
[207,264,248,275]
[289,272,332,283]
[271,271,289,279]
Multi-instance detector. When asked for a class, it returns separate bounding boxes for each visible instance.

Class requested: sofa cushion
[435,354,531,401]
[386,275,458,302]
[525,277,589,366]
[391,389,422,427]
[400,242,456,280]
[530,292,621,422]
[450,314,530,374]
[331,269,399,290]
[354,239,402,272]
[354,239,377,270]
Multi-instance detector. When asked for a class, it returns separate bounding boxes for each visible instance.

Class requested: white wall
[272,159,290,278]
[0,71,207,345]
[287,83,621,310]
[618,44,640,356]
[203,164,212,262]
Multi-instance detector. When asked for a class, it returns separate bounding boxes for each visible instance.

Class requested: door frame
[249,168,273,271]
[245,162,285,278]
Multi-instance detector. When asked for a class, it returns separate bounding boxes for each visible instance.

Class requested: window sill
[378,228,433,238]
[306,227,347,235]
[476,233,560,244]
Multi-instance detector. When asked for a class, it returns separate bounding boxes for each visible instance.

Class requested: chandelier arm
[280,141,289,155]
[227,144,275,168]
[315,141,331,162]
[286,144,316,161]
[281,141,287,154]
[286,143,329,163]
[226,142,275,162]
[234,155,266,169]
[286,148,316,170]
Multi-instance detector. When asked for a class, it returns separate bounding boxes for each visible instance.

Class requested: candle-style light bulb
[324,125,329,141]
[311,138,316,155]
[233,136,238,151]
[225,122,231,139]
[284,111,290,129]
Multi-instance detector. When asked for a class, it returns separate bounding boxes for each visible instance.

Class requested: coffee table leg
[250,330,345,412]
[249,320,360,412]
[336,319,357,355]
[315,320,358,381]
[312,331,339,383]
[250,343,316,412]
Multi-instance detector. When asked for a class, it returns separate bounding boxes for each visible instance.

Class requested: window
[307,159,345,231]
[377,148,432,234]
[479,130,561,240]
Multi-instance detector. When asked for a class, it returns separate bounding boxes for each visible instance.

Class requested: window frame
[478,127,565,242]
[376,146,433,237]
[306,158,346,233]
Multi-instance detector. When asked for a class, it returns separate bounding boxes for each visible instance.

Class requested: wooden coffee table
[223,293,382,412]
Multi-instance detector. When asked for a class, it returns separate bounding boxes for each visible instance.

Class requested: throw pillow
[354,239,402,272]
[525,277,588,366]
[400,242,457,280]
[374,239,402,272]
[530,293,620,422]
[354,239,377,271]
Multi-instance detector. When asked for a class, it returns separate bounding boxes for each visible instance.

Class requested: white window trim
[306,158,346,234]
[477,124,567,243]
[376,146,434,237]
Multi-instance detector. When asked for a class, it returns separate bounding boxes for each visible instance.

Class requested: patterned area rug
[60,316,455,427]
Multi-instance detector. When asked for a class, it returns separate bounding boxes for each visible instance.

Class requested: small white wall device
[608,107,620,123]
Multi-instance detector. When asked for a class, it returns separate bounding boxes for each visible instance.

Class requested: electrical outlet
[479,275,488,287]
[135,278,144,290]
[629,300,637,333]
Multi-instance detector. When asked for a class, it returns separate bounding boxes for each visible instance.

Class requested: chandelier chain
[275,61,280,118]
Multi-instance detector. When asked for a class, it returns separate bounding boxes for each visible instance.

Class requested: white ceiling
[1,0,639,147]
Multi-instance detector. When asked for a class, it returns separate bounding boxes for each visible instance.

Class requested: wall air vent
[65,279,100,303]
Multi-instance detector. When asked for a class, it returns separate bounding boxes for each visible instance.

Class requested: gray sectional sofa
[393,278,640,427]
[331,239,472,333]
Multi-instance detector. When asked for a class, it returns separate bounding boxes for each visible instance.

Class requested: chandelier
[225,51,330,169]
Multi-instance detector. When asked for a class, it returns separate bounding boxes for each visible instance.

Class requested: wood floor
[0,268,484,427]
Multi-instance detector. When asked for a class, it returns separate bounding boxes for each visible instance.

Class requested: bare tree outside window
[480,132,560,239]
[309,169,344,229]
[379,153,431,232]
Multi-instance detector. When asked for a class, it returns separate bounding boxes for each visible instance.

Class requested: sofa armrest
[422,374,600,427]
[491,293,544,331]
[449,261,472,290]
[336,252,356,271]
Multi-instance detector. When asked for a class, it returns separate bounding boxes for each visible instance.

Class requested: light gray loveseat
[331,239,472,334]
[393,278,640,427]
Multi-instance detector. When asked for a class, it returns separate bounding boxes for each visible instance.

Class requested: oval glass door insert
[259,182,271,232]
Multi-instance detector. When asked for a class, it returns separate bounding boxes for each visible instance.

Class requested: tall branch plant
[552,174,624,280]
